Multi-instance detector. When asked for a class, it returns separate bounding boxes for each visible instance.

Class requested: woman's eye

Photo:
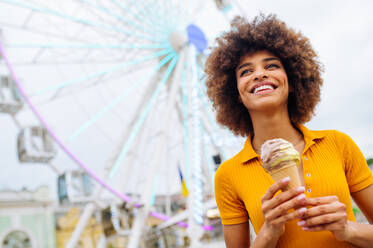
[240,69,252,77]
[266,63,280,69]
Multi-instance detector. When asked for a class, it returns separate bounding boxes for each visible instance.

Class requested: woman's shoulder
[304,126,352,142]
[316,129,354,142]
[215,150,245,179]
[306,127,359,152]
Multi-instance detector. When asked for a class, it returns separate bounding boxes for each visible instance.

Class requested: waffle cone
[269,160,301,191]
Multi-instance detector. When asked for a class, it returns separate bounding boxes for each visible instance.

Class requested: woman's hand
[299,195,351,241]
[259,177,307,242]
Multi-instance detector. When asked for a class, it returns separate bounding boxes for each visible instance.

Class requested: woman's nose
[254,69,267,81]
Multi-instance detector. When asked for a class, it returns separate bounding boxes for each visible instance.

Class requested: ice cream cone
[269,160,301,191]
[261,138,302,191]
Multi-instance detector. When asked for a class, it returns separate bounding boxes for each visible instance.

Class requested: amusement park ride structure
[0,0,248,247]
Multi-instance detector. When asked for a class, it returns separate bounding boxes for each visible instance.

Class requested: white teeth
[253,85,274,94]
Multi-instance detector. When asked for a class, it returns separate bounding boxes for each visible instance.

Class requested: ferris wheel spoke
[30,48,171,97]
[0,1,246,243]
[6,42,169,49]
[0,0,161,42]
[160,0,181,30]
[149,0,174,29]
[0,22,112,47]
[158,0,182,32]
[130,0,172,34]
[113,101,160,195]
[133,0,168,28]
[78,0,161,37]
[109,54,179,179]
[109,0,157,30]
[34,64,147,106]
[110,0,168,34]
[175,0,186,29]
[67,51,176,142]
[0,40,136,204]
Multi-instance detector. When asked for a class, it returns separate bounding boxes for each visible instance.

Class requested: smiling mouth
[251,83,277,94]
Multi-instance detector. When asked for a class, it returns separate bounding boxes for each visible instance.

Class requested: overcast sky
[1,0,372,200]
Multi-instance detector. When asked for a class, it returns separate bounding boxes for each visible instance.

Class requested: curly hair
[205,14,323,137]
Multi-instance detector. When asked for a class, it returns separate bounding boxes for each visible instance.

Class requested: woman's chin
[246,99,288,113]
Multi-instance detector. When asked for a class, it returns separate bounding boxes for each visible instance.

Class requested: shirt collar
[238,124,326,164]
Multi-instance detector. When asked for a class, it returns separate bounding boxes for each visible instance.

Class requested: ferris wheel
[0,0,245,247]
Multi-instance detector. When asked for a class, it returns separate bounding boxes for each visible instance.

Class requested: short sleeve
[334,130,373,193]
[214,162,248,225]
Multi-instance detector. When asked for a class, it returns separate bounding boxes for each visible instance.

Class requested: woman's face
[235,50,289,113]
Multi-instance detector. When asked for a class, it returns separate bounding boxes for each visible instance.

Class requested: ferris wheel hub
[169,31,188,53]
[169,25,208,53]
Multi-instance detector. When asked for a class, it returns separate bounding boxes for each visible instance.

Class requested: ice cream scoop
[261,138,301,190]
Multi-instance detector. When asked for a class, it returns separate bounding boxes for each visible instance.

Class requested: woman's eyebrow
[237,62,252,70]
[263,57,280,62]
[237,57,280,71]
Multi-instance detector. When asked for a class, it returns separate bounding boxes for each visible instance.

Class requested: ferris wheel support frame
[0,2,245,247]
[111,65,170,200]
[66,201,97,248]
[187,45,205,248]
[66,54,179,248]
[127,50,184,248]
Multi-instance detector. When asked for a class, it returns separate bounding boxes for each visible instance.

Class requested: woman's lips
[251,82,277,94]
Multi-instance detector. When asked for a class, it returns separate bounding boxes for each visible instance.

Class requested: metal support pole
[66,202,96,248]
[127,51,185,248]
[187,46,204,248]
[65,60,172,248]
[96,235,106,248]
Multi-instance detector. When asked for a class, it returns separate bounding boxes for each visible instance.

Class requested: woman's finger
[301,224,327,232]
[271,207,307,226]
[265,193,306,220]
[303,201,346,218]
[302,221,346,232]
[261,177,290,202]
[263,185,305,213]
[305,195,339,206]
[298,211,346,227]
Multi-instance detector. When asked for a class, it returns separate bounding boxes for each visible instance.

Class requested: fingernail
[297,194,306,201]
[302,227,309,231]
[298,220,306,226]
[296,186,305,193]
[281,177,290,183]
[298,207,306,214]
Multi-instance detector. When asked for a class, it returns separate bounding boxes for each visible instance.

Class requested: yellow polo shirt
[215,125,373,247]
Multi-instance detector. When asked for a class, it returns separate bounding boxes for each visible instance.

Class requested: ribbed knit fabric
[215,125,373,248]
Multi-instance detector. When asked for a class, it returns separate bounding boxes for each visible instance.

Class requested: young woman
[205,14,373,248]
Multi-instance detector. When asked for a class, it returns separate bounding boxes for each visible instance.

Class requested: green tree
[367,158,373,166]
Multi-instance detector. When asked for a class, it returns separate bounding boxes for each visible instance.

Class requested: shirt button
[307,188,312,193]
[304,157,308,160]
[306,173,311,177]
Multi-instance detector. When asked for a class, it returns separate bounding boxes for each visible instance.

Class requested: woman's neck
[250,110,303,154]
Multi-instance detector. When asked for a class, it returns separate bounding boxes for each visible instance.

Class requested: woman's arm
[299,184,373,248]
[223,222,251,248]
[223,221,280,248]
[351,184,373,224]
[223,178,307,248]
[345,184,373,247]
